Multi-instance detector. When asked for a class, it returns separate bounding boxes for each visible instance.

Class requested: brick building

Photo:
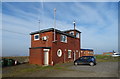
[29,28,81,66]
[103,52,113,56]
[81,49,94,56]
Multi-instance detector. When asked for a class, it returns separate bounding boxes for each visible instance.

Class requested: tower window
[76,32,79,38]
[34,34,39,40]
[61,35,67,43]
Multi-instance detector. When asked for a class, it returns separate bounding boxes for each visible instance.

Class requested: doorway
[43,49,50,66]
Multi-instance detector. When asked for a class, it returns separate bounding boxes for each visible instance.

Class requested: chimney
[73,20,76,30]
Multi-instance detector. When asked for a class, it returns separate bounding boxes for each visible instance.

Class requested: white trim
[69,31,74,35]
[68,50,72,58]
[76,50,78,52]
[43,49,50,52]
[76,32,79,38]
[79,52,81,57]
[57,49,62,57]
[61,35,67,43]
[34,34,39,41]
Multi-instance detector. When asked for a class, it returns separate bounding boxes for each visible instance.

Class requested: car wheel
[74,62,78,66]
[89,62,94,66]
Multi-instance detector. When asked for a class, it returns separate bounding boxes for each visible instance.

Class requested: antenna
[38,20,40,31]
[53,8,56,42]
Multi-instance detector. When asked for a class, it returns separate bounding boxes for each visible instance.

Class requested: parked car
[112,53,120,57]
[0,58,20,67]
[74,56,96,66]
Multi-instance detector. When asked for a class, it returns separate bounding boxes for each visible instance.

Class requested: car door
[79,57,87,64]
[82,57,89,64]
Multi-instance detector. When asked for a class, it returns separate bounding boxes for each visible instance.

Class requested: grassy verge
[95,55,120,62]
[3,62,74,77]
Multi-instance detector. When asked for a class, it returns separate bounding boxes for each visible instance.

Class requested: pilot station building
[29,28,94,66]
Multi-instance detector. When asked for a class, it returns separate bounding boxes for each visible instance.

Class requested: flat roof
[81,49,93,51]
[29,47,51,49]
[63,29,81,33]
[30,28,81,38]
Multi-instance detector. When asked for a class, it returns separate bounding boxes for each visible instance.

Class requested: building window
[68,50,72,58]
[69,31,74,35]
[57,49,62,57]
[61,35,67,43]
[34,34,39,40]
[76,32,79,38]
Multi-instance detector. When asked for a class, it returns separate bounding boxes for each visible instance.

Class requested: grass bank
[95,55,120,62]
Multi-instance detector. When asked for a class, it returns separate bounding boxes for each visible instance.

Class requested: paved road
[22,62,119,77]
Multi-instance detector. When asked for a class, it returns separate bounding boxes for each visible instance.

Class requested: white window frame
[68,50,72,58]
[34,34,40,40]
[69,31,74,35]
[61,35,67,43]
[57,49,62,57]
[76,32,79,38]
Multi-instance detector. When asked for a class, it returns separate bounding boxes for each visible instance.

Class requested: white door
[44,51,49,66]
[74,52,76,61]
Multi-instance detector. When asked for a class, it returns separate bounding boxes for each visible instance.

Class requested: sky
[1,2,118,56]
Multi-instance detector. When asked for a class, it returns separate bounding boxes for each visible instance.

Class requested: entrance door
[73,52,76,61]
[44,49,49,66]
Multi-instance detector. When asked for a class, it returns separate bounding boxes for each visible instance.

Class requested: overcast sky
[1,2,118,56]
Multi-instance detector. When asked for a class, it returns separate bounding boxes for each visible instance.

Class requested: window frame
[69,31,74,35]
[60,35,67,43]
[34,34,40,41]
[76,32,79,38]
[57,49,62,57]
[68,50,72,58]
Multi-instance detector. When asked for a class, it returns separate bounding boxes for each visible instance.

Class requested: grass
[3,61,75,77]
[95,55,120,62]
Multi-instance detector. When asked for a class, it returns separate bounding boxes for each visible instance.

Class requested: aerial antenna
[38,20,40,31]
[53,8,56,42]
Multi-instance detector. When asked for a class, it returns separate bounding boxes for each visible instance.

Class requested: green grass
[3,63,70,77]
[95,55,120,62]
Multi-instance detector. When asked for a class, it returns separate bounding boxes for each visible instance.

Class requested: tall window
[68,50,72,58]
[61,35,67,43]
[34,34,39,40]
[76,32,79,38]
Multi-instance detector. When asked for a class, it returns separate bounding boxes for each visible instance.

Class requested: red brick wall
[29,48,52,65]
[51,32,80,65]
[29,48,43,65]
[31,31,53,47]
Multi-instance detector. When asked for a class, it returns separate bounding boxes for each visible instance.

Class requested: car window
[83,57,90,60]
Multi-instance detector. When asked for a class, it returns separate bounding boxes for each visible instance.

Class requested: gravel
[2,62,119,77]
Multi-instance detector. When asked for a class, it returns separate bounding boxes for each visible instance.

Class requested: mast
[53,8,56,42]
